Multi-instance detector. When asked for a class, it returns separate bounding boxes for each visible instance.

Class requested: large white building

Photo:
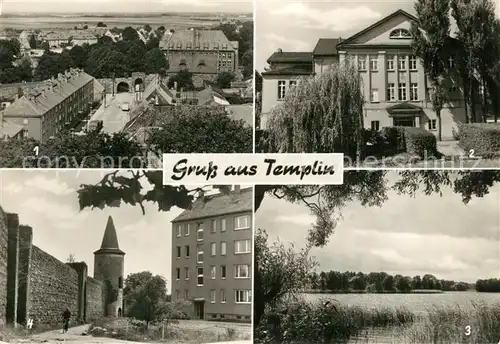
[260,9,478,140]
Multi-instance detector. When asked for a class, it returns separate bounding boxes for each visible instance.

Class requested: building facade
[171,186,252,322]
[160,29,239,87]
[1,68,94,142]
[260,9,469,140]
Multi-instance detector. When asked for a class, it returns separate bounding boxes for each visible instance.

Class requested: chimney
[277,48,283,53]
[234,185,241,193]
[174,81,178,91]
[199,190,205,201]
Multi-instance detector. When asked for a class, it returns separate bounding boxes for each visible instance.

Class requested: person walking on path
[62,308,71,333]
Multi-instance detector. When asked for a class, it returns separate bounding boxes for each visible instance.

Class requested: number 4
[465,325,471,336]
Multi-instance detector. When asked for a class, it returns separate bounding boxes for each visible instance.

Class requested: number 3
[465,325,471,336]
[469,149,475,158]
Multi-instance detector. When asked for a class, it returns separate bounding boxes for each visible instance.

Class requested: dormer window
[203,42,209,49]
[176,42,182,48]
[214,43,219,49]
[389,28,412,39]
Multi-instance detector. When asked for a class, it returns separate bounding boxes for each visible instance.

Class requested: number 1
[33,146,39,156]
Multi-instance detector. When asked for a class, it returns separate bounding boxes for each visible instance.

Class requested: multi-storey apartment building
[160,29,239,86]
[260,9,468,140]
[1,68,94,142]
[171,186,252,322]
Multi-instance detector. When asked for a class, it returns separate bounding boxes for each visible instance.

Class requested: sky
[0,170,189,292]
[255,0,500,71]
[256,172,500,283]
[2,0,252,14]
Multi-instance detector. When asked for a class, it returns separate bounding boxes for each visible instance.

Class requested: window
[185,224,190,236]
[277,81,286,100]
[371,121,380,131]
[210,290,216,303]
[221,241,226,256]
[211,265,216,279]
[185,245,190,258]
[409,55,417,70]
[118,277,123,288]
[289,80,297,87]
[211,220,217,233]
[197,267,204,286]
[184,267,189,280]
[410,83,418,101]
[221,289,226,303]
[221,219,226,232]
[429,119,437,130]
[389,28,412,39]
[176,225,181,237]
[176,268,180,280]
[398,56,406,70]
[398,83,407,101]
[176,289,181,300]
[387,55,395,70]
[234,215,250,230]
[235,239,251,254]
[235,290,251,304]
[448,56,455,69]
[211,242,216,256]
[387,83,395,101]
[370,56,378,70]
[221,265,226,278]
[370,88,379,102]
[184,289,189,300]
[235,264,250,278]
[358,56,366,70]
[197,247,203,263]
[176,246,181,258]
[197,225,204,241]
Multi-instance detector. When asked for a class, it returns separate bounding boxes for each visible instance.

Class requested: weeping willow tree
[267,60,365,158]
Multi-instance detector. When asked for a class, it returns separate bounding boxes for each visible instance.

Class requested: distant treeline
[476,278,500,292]
[307,271,494,293]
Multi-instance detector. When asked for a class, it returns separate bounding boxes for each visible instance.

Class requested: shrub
[380,127,406,155]
[458,123,500,155]
[402,127,438,158]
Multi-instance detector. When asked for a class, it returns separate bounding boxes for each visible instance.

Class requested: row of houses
[0,68,252,141]
[259,9,479,141]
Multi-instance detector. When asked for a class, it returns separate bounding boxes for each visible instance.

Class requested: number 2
[465,325,471,336]
[469,149,475,158]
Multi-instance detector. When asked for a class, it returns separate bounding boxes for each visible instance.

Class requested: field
[0,13,252,30]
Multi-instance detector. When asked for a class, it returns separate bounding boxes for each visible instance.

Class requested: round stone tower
[93,216,125,317]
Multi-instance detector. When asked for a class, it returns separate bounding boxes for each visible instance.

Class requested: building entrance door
[194,301,204,319]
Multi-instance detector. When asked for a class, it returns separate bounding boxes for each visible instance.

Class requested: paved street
[90,93,134,134]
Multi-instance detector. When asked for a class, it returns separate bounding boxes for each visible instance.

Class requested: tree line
[307,270,500,293]
[0,21,253,85]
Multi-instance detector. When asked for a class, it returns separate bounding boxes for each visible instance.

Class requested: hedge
[402,127,438,158]
[364,127,437,158]
[458,123,500,156]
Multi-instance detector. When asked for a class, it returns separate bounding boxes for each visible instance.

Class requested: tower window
[118,276,123,288]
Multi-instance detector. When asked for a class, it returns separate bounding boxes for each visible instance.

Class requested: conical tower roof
[94,216,125,255]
